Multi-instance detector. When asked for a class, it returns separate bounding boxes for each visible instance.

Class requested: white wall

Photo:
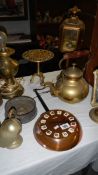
[0,1,30,34]
[0,20,30,34]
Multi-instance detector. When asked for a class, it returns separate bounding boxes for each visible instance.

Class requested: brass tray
[5,96,37,124]
[34,109,82,151]
[22,49,54,63]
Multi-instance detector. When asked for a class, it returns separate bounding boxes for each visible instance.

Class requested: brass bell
[59,6,85,53]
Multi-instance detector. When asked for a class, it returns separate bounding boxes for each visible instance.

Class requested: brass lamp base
[0,81,24,99]
[89,107,98,123]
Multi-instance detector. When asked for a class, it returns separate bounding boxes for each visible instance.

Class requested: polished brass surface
[5,96,37,124]
[22,49,54,84]
[59,6,85,53]
[44,64,89,103]
[0,118,22,149]
[34,109,82,151]
[0,31,24,98]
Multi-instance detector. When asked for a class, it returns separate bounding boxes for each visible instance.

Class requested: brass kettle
[45,63,89,103]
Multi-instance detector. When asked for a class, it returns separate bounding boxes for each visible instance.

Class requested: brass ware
[22,49,54,84]
[89,108,98,123]
[44,64,89,103]
[59,6,85,53]
[0,31,24,99]
[0,116,22,149]
[89,70,98,123]
[5,96,37,124]
[34,109,82,151]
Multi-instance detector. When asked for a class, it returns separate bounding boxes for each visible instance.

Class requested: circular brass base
[30,72,45,85]
[89,107,98,123]
[0,82,24,99]
[7,135,23,149]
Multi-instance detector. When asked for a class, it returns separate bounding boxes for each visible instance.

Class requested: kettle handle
[59,50,89,69]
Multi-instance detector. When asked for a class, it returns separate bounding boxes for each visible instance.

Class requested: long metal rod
[34,89,49,112]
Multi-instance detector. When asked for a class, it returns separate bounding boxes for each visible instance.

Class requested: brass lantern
[59,6,85,53]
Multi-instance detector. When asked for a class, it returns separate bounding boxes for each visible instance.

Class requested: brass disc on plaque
[34,109,82,151]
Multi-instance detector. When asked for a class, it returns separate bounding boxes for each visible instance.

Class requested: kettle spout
[44,81,59,97]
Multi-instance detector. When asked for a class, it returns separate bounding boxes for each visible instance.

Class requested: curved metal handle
[59,50,89,69]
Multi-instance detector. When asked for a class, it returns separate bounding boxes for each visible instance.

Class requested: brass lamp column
[0,31,24,99]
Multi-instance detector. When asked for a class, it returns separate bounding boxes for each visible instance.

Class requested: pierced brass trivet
[22,49,54,84]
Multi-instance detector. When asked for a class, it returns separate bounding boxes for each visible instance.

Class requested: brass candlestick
[0,31,24,99]
[89,70,98,123]
[22,49,54,84]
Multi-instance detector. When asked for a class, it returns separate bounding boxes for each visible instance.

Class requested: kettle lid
[64,63,83,79]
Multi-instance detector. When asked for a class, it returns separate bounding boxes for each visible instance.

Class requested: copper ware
[0,117,22,149]
[89,70,98,123]
[59,6,85,53]
[33,89,82,151]
[34,110,82,151]
[44,63,89,104]
[22,49,54,84]
[5,96,37,124]
[0,31,24,99]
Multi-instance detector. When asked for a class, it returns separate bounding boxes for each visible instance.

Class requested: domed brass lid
[34,109,82,151]
[64,64,83,79]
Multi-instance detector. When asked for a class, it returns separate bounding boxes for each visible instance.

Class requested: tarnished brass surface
[59,6,85,53]
[0,80,24,99]
[22,49,54,62]
[0,47,15,57]
[34,109,82,151]
[0,31,24,98]
[0,118,22,149]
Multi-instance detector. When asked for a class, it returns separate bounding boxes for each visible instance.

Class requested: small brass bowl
[5,96,37,124]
